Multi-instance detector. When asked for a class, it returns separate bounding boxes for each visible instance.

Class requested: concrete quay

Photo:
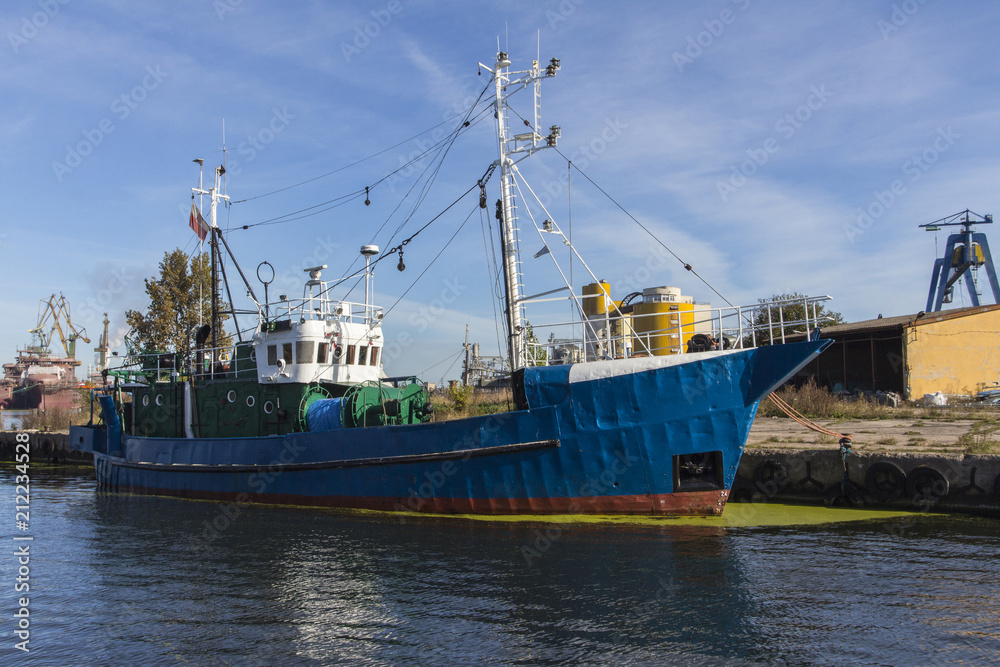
[736,417,1000,514]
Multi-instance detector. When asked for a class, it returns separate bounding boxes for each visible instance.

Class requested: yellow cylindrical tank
[582,281,611,317]
[632,287,697,356]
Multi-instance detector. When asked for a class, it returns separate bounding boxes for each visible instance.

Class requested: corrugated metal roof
[819,304,1000,336]
[780,304,1000,341]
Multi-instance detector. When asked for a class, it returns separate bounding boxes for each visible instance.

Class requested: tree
[125,249,232,367]
[523,321,548,366]
[746,292,843,346]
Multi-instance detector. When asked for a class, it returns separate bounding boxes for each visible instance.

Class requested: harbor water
[1,412,30,431]
[2,467,998,666]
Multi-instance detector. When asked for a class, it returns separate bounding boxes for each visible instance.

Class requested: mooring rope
[766,393,852,442]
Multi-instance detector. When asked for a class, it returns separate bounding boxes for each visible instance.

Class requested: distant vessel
[71,54,831,515]
[1,294,90,411]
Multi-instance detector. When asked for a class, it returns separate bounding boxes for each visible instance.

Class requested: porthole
[246,395,256,408]
[249,348,257,363]
[227,390,237,403]
[142,395,149,406]
[263,401,274,414]
[155,394,164,406]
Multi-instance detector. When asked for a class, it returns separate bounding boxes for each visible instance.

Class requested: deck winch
[305,378,433,431]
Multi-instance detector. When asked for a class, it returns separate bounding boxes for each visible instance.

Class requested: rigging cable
[370,201,480,327]
[337,103,494,295]
[375,88,493,260]
[230,107,490,204]
[553,147,734,308]
[480,205,505,365]
[294,169,491,308]
[416,348,465,378]
[233,104,492,232]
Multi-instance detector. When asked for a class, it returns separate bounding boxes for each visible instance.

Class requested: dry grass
[958,420,1000,454]
[431,386,513,421]
[756,378,898,420]
[19,407,76,431]
[9,389,100,432]
[757,379,1000,423]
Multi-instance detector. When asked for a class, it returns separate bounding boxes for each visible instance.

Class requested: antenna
[220,119,228,196]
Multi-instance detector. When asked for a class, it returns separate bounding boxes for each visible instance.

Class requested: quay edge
[735,448,1000,515]
[0,430,88,464]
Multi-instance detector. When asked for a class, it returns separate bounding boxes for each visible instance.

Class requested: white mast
[192,162,230,351]
[480,51,560,370]
[360,244,380,324]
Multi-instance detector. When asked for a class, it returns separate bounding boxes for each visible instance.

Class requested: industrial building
[793,304,1000,398]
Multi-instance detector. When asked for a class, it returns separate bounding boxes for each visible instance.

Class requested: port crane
[27,293,90,359]
[922,209,1000,312]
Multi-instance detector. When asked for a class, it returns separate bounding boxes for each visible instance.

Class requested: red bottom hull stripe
[98,483,729,516]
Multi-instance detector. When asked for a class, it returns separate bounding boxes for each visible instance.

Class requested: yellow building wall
[905,308,1000,397]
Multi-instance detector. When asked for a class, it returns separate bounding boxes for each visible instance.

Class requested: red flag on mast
[189,202,210,241]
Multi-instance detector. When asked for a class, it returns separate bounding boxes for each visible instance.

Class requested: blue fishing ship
[71,54,831,515]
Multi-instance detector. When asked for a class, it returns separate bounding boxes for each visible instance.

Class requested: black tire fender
[906,465,949,506]
[824,480,865,507]
[865,461,907,501]
[753,459,788,493]
[729,479,755,503]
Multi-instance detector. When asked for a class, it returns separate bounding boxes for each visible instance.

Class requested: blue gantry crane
[922,209,1000,312]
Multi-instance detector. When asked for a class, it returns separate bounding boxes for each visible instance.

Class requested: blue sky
[2,0,999,382]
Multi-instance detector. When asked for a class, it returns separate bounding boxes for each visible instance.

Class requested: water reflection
[2,468,998,666]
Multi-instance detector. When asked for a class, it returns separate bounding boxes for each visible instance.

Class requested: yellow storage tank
[582,281,611,317]
[632,287,696,356]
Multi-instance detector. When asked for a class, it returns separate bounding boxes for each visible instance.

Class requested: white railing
[524,294,835,365]
[265,295,382,326]
[108,342,256,383]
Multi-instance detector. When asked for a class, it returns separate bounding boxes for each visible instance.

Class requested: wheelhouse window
[346,344,356,365]
[369,346,379,366]
[358,345,368,366]
[296,341,314,364]
[317,342,328,364]
[282,343,293,364]
[267,345,277,366]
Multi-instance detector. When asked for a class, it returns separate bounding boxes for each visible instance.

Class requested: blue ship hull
[72,341,829,515]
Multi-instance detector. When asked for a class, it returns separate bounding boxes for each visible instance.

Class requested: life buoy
[864,461,907,501]
[906,465,949,507]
